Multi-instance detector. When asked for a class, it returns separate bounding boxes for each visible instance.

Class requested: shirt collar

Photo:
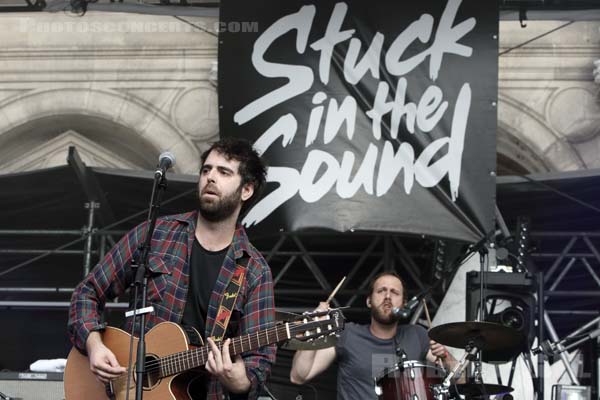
[172,210,251,260]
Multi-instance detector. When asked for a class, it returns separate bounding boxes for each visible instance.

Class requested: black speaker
[0,372,64,400]
[466,271,537,361]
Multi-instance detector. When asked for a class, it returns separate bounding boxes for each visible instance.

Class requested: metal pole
[83,201,99,276]
[99,233,107,260]
[537,272,545,400]
[596,320,600,400]
[0,301,128,308]
[543,307,580,384]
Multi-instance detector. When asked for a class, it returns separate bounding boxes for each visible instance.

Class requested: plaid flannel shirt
[68,210,276,400]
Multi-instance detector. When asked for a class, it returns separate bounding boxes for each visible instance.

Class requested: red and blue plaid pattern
[68,210,276,400]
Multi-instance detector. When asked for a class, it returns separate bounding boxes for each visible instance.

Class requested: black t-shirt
[181,239,228,399]
[182,238,228,339]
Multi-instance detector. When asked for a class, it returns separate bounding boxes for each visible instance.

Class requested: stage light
[466,271,537,355]
[432,240,446,280]
[515,216,530,273]
[486,306,526,332]
[551,385,591,400]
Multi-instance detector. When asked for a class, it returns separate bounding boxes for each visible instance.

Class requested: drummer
[290,271,460,399]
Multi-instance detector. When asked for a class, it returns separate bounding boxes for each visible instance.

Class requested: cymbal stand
[443,341,479,388]
[432,342,478,400]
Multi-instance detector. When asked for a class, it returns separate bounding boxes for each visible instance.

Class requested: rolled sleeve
[67,224,143,352]
[239,260,277,400]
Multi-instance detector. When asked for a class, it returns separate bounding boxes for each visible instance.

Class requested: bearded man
[290,271,458,400]
[68,138,275,400]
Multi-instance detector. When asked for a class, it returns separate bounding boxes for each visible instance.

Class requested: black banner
[219,0,498,243]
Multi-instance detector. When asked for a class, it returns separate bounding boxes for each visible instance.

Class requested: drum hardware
[428,321,523,400]
[453,382,514,397]
[441,341,479,389]
[430,384,450,400]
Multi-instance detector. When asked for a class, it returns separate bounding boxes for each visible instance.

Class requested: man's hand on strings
[205,337,251,394]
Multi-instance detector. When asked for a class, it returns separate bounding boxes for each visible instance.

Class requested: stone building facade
[1,13,599,176]
[0,12,219,174]
[498,20,600,175]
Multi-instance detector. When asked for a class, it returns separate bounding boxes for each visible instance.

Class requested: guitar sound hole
[140,354,161,389]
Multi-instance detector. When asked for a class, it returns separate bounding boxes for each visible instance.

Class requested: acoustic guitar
[64,309,344,400]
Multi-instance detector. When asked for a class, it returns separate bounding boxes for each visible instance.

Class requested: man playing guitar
[67,138,275,400]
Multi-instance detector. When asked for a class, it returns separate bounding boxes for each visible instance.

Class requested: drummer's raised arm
[290,346,337,384]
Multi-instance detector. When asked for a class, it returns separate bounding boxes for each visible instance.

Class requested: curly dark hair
[200,137,267,215]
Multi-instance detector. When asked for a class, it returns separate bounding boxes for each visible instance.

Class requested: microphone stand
[404,231,495,325]
[534,315,600,359]
[126,172,169,400]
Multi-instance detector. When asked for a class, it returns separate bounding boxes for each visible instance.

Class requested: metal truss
[2,226,598,325]
[0,227,442,323]
[532,231,600,320]
[256,233,440,319]
[530,230,600,386]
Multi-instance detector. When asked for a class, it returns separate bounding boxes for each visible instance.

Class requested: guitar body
[64,322,201,400]
[65,310,345,400]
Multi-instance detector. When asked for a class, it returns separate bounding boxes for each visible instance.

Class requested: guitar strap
[210,256,249,341]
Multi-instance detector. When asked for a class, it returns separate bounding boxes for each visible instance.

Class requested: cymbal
[454,383,513,397]
[429,321,525,362]
[280,335,337,351]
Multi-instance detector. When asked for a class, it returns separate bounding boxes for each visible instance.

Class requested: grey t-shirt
[335,322,429,400]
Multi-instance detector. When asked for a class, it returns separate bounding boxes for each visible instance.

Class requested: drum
[375,360,446,400]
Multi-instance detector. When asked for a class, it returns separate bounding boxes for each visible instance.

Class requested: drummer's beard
[371,301,396,325]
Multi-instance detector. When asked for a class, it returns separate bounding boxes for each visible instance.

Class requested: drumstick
[423,298,433,328]
[423,299,448,363]
[325,276,346,304]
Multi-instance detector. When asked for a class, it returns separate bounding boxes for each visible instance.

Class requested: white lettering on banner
[236,0,477,227]
[234,5,316,125]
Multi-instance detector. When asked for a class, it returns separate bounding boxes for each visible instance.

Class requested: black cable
[173,15,218,37]
[519,174,600,215]
[261,384,279,400]
[500,165,600,220]
[499,21,574,56]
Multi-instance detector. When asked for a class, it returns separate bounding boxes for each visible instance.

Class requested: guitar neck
[158,323,292,377]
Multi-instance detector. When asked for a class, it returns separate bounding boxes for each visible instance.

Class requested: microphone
[155,152,176,179]
[392,296,421,320]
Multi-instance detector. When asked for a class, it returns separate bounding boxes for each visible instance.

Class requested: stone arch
[497,93,585,173]
[0,88,199,173]
[497,122,551,175]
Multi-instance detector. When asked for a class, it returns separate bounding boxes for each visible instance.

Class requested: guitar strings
[125,322,302,376]
[108,324,294,389]
[144,323,296,373]
[131,317,336,375]
[110,318,338,390]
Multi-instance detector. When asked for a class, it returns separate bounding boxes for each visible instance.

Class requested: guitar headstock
[287,308,345,342]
